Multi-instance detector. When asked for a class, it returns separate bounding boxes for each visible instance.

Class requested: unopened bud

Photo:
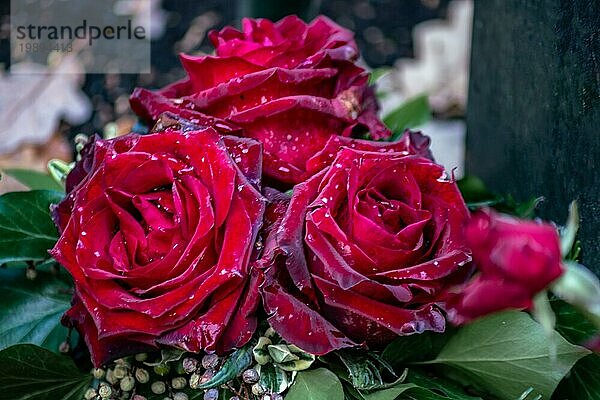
[252,384,265,396]
[173,393,189,400]
[106,368,117,384]
[182,357,198,373]
[120,376,135,392]
[25,268,37,280]
[132,395,147,400]
[171,377,187,389]
[189,373,201,389]
[151,381,166,395]
[154,363,171,376]
[135,368,150,383]
[201,354,219,370]
[120,392,131,400]
[58,340,70,354]
[199,370,214,384]
[135,353,148,362]
[98,383,112,398]
[84,388,97,400]
[92,368,105,379]
[113,364,128,379]
[242,368,259,384]
[204,388,219,400]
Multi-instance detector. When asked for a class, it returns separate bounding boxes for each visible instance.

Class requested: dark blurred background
[0,0,451,142]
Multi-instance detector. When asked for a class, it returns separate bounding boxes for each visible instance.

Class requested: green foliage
[369,67,392,85]
[424,311,589,400]
[0,268,73,352]
[285,368,345,400]
[0,344,91,400]
[383,95,432,139]
[382,331,452,367]
[1,169,64,192]
[552,300,600,400]
[323,350,397,391]
[0,190,63,264]
[195,341,254,390]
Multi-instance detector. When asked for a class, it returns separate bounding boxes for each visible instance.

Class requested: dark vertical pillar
[466,0,600,272]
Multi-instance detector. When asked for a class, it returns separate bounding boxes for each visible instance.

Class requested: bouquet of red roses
[0,15,598,400]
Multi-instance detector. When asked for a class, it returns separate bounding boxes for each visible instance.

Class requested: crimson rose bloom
[130,15,390,185]
[446,209,563,324]
[259,141,471,354]
[51,128,265,366]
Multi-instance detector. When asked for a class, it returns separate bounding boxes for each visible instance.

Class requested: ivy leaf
[257,363,290,394]
[1,169,64,192]
[424,311,589,400]
[0,190,63,264]
[383,95,431,139]
[0,268,72,352]
[195,341,254,389]
[0,344,91,400]
[285,368,344,400]
[404,370,481,400]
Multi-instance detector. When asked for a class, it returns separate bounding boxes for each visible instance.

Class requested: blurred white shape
[0,57,91,154]
[418,119,466,179]
[378,0,473,116]
[114,0,166,39]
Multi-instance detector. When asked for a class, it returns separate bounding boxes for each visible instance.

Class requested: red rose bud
[51,128,266,366]
[446,209,564,324]
[130,15,390,186]
[258,144,471,355]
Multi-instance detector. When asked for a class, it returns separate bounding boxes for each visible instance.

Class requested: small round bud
[199,370,214,385]
[151,381,166,395]
[189,373,201,389]
[84,388,97,400]
[132,395,147,400]
[204,388,219,400]
[58,340,70,354]
[135,368,150,383]
[252,384,265,396]
[261,395,272,400]
[120,376,136,392]
[135,353,148,362]
[120,392,131,400]
[171,377,187,390]
[201,354,219,370]
[242,368,259,384]
[113,364,128,379]
[154,363,171,376]
[182,357,198,373]
[98,383,112,398]
[173,393,189,400]
[92,368,105,379]
[271,394,283,400]
[105,368,117,384]
[25,268,37,280]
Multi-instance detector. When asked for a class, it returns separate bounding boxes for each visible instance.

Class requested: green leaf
[46,159,73,189]
[257,363,290,394]
[285,368,344,400]
[383,95,431,138]
[0,190,63,264]
[2,169,64,192]
[0,268,72,352]
[277,344,315,372]
[551,261,600,330]
[0,344,91,400]
[559,201,579,257]
[551,299,600,400]
[404,370,481,400]
[326,350,397,391]
[369,67,392,85]
[195,341,254,389]
[361,383,419,400]
[424,311,589,400]
[383,331,452,367]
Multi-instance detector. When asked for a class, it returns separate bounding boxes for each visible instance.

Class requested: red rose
[445,209,563,324]
[130,15,390,186]
[51,128,266,366]
[258,143,471,355]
